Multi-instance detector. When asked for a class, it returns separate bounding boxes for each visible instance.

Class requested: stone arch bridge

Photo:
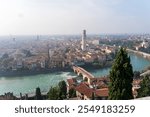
[72,66,95,84]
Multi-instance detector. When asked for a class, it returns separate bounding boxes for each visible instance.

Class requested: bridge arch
[72,66,95,85]
[78,72,83,77]
[83,77,88,82]
[74,70,78,74]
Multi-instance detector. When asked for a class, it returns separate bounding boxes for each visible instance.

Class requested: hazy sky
[0,0,150,35]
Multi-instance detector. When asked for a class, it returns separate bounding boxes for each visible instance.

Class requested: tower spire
[81,30,86,51]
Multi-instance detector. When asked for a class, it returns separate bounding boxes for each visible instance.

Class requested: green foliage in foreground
[48,80,67,100]
[48,86,60,100]
[109,47,134,100]
[35,87,42,100]
[138,76,150,98]
[68,88,76,98]
[58,80,67,99]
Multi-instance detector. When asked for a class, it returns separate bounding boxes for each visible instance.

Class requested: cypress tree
[48,86,60,100]
[109,47,133,100]
[35,87,42,100]
[137,76,150,98]
[68,88,76,98]
[58,80,67,99]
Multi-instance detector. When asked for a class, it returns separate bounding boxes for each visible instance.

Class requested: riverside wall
[127,49,150,60]
[0,67,71,77]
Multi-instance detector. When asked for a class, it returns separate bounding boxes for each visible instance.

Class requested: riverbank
[0,60,113,77]
[127,49,150,60]
[0,67,72,77]
[0,52,150,97]
[80,61,113,70]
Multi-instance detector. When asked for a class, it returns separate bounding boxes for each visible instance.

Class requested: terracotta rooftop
[75,82,93,98]
[90,77,109,88]
[95,88,109,97]
[67,78,76,86]
[75,82,109,98]
[67,78,77,90]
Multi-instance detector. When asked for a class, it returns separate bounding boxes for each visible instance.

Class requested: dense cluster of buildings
[0,31,147,100]
[134,40,149,51]
[67,76,109,100]
[66,66,142,100]
[0,30,116,73]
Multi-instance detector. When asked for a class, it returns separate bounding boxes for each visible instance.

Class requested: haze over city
[1,0,150,101]
[0,0,150,35]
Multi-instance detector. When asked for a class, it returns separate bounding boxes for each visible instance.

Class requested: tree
[137,76,150,98]
[109,47,134,100]
[68,88,76,98]
[133,71,140,79]
[35,87,42,100]
[58,80,67,99]
[48,86,60,100]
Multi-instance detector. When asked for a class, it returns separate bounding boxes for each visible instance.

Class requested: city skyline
[0,0,150,35]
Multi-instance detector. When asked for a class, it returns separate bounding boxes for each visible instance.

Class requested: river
[0,53,150,96]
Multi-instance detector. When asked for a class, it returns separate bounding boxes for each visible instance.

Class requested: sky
[0,0,150,35]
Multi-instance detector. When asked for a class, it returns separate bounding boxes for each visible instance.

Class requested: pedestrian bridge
[72,66,95,84]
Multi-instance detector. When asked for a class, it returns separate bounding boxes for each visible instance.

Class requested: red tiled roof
[95,88,109,97]
[90,77,109,88]
[75,83,93,98]
[67,78,76,86]
[75,83,109,98]
[67,78,77,90]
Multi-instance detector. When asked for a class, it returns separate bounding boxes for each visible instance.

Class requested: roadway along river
[0,53,150,96]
